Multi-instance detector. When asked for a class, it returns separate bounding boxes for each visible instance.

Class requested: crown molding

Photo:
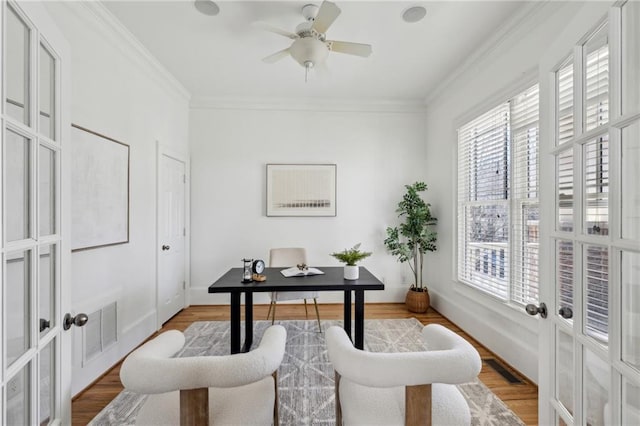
[424,1,573,105]
[190,96,428,114]
[62,1,191,102]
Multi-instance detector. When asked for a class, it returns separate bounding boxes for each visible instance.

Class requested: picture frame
[266,164,337,217]
[71,124,130,251]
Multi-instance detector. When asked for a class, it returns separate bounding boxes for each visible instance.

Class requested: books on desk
[280,266,325,277]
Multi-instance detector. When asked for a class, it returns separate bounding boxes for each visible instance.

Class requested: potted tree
[330,243,372,280]
[384,182,437,313]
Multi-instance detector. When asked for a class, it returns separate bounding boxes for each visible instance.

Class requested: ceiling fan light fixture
[194,0,220,16]
[289,37,329,68]
[402,6,427,23]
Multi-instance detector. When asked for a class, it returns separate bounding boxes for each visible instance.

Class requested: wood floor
[72,303,538,425]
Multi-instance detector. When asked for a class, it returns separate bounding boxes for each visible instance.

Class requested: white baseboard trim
[429,289,539,384]
[71,309,157,396]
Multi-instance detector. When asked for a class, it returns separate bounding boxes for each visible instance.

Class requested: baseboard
[71,309,157,396]
[429,289,539,384]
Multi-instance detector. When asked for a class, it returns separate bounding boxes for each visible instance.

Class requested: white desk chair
[120,325,286,426]
[326,324,481,426]
[267,247,322,331]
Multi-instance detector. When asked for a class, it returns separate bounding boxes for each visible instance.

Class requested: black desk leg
[242,292,253,353]
[343,290,352,340]
[230,293,241,354]
[354,290,364,350]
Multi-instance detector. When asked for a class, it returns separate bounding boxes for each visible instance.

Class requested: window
[457,84,539,305]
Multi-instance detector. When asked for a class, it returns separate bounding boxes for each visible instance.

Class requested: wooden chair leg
[405,384,431,426]
[303,299,309,318]
[335,371,342,426]
[180,388,208,426]
[271,301,277,325]
[313,298,322,332]
[273,371,279,426]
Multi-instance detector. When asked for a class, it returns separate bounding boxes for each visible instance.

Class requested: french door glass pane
[583,25,609,132]
[623,379,640,425]
[5,4,30,125]
[557,61,574,145]
[584,348,609,426]
[557,330,574,415]
[621,251,640,370]
[40,340,55,425]
[622,0,640,115]
[39,145,56,237]
[39,244,56,337]
[584,135,609,236]
[557,240,574,322]
[6,249,32,366]
[5,129,31,242]
[6,363,31,425]
[621,122,640,240]
[39,44,56,140]
[585,245,609,343]
[557,148,574,232]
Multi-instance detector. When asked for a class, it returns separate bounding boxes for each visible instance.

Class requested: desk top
[208,266,384,293]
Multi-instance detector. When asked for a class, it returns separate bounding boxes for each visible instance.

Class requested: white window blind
[584,28,609,132]
[458,84,539,305]
[557,61,574,145]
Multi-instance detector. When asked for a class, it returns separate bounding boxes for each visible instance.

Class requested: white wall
[44,2,190,394]
[189,103,428,305]
[422,1,606,383]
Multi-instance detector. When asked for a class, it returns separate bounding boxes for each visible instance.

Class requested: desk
[208,266,384,353]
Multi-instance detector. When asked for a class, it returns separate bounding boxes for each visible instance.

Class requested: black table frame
[208,267,384,353]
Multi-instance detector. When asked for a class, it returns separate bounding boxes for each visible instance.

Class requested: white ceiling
[103,1,530,103]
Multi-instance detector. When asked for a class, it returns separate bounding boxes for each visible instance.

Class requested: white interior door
[157,146,186,325]
[537,2,640,425]
[1,1,73,424]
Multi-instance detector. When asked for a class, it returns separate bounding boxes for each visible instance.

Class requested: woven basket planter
[405,288,430,313]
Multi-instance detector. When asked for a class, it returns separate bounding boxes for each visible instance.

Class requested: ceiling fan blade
[327,41,372,57]
[262,48,291,64]
[311,1,341,34]
[253,22,299,39]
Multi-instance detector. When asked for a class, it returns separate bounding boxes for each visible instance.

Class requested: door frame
[155,141,189,329]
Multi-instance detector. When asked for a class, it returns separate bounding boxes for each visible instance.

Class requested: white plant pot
[344,265,359,280]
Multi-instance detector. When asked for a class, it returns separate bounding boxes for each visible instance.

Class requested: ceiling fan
[257,0,372,80]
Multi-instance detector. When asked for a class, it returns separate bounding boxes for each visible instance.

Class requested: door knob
[162,245,170,251]
[39,318,50,332]
[559,306,573,319]
[525,302,547,318]
[63,313,88,330]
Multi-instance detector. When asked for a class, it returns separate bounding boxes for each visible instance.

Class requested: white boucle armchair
[120,325,286,426]
[325,324,481,426]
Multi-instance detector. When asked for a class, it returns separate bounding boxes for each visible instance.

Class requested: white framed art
[266,164,337,217]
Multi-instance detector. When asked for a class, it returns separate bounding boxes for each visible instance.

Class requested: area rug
[89,319,524,425]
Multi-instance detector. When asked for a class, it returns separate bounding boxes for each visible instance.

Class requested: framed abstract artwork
[71,124,130,251]
[266,164,337,217]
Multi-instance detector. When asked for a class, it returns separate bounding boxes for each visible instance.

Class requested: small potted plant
[330,243,372,280]
[384,182,437,313]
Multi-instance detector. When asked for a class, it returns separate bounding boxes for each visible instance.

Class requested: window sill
[451,279,540,334]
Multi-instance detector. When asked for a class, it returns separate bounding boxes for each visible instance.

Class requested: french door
[538,2,640,425]
[2,1,72,424]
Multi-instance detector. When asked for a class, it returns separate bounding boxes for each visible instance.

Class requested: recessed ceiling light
[194,0,220,16]
[402,6,426,23]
